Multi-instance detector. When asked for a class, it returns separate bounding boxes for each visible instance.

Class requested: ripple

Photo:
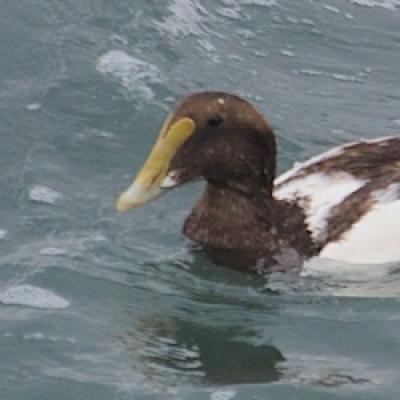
[0,284,69,309]
[280,354,391,388]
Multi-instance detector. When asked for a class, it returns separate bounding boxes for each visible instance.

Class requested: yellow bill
[116,117,196,212]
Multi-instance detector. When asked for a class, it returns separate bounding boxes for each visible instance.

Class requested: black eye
[207,115,223,127]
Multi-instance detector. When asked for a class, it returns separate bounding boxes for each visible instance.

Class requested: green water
[1,0,400,399]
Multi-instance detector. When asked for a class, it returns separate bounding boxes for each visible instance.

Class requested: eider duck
[117,92,400,272]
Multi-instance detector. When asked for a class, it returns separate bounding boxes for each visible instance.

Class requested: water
[1,0,400,399]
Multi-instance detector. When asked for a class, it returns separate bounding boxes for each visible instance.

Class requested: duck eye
[207,115,223,127]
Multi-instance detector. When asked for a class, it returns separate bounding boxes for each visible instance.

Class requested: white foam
[331,73,362,83]
[97,50,161,100]
[297,69,363,83]
[26,103,41,111]
[109,34,128,46]
[297,69,324,77]
[23,332,45,340]
[280,49,296,57]
[0,284,69,309]
[29,185,62,204]
[239,0,277,5]
[39,247,67,256]
[323,4,340,13]
[155,0,218,57]
[0,229,7,240]
[23,332,76,344]
[210,389,236,400]
[350,0,400,9]
[156,0,208,38]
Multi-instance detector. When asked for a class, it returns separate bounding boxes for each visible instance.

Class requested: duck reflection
[121,314,284,386]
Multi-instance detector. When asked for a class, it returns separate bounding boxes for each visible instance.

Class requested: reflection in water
[120,314,284,387]
[116,255,390,391]
[118,307,381,391]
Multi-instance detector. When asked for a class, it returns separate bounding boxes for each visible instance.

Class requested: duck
[116,92,400,272]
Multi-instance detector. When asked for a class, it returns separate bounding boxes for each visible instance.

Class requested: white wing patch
[275,136,400,265]
[320,183,400,264]
[275,172,366,241]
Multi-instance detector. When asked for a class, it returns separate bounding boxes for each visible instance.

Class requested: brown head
[116,92,276,212]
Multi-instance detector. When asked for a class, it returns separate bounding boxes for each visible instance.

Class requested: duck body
[275,136,400,265]
[117,92,400,272]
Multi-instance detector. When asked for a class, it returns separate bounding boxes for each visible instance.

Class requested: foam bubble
[0,285,69,309]
[97,50,161,100]
[29,185,62,204]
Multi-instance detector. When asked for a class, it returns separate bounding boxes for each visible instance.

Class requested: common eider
[116,92,400,272]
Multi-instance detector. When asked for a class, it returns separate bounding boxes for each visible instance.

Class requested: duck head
[116,92,276,212]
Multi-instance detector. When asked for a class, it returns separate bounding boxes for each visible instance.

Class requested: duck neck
[183,181,316,270]
[183,182,275,250]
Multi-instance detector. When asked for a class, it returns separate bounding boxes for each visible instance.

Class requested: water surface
[1,1,400,399]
